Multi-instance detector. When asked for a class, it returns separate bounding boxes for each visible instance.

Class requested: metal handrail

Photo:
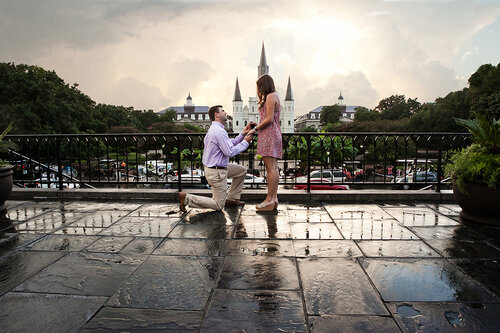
[4,132,470,192]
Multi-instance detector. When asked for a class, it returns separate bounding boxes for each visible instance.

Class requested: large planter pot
[453,181,500,225]
[0,165,14,212]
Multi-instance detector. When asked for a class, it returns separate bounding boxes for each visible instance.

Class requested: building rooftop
[1,196,499,332]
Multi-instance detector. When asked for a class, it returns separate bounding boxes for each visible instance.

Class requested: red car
[294,178,350,190]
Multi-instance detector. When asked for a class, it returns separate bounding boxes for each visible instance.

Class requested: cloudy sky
[1,0,499,116]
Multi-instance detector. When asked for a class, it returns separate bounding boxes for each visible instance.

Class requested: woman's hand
[242,121,257,135]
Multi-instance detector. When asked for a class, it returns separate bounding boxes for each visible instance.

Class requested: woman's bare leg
[261,156,279,205]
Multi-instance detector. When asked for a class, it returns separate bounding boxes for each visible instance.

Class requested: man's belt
[206,166,227,169]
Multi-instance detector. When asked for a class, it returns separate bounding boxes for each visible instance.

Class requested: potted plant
[0,122,14,212]
[445,115,500,225]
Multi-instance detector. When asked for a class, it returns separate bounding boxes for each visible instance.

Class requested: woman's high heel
[256,202,276,211]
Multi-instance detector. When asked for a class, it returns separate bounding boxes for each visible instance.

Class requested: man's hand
[242,121,257,135]
[244,132,253,143]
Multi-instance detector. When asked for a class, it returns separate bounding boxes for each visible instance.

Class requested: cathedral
[232,43,295,133]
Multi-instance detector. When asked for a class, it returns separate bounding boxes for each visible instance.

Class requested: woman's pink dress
[257,103,282,159]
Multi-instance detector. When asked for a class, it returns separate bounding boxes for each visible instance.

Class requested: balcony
[3,132,498,332]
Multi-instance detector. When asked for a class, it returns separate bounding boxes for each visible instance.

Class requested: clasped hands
[243,121,258,142]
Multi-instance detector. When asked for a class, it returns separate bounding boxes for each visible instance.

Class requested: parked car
[294,178,350,190]
[227,173,266,188]
[172,167,205,183]
[295,169,350,184]
[34,173,80,189]
[397,171,438,183]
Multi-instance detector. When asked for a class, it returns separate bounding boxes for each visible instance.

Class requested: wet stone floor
[0,200,499,332]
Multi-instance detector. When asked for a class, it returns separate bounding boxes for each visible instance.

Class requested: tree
[159,109,177,123]
[0,63,96,134]
[0,62,162,134]
[320,105,341,126]
[302,126,317,132]
[354,107,379,122]
[375,95,421,120]
[467,63,500,120]
[132,110,160,131]
[409,89,470,132]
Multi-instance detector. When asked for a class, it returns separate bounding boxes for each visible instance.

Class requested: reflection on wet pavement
[294,240,363,258]
[27,234,100,252]
[362,258,499,302]
[107,256,222,310]
[384,207,460,226]
[0,292,107,333]
[222,239,295,257]
[218,256,299,290]
[357,240,440,257]
[81,307,202,332]
[388,302,500,333]
[309,314,401,333]
[202,289,306,332]
[1,199,500,332]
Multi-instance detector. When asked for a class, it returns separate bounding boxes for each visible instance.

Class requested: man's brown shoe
[225,199,244,207]
[179,192,187,213]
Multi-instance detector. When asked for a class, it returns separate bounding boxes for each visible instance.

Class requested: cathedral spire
[233,77,242,102]
[285,76,294,101]
[258,42,269,78]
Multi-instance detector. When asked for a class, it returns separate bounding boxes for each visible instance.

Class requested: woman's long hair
[256,74,276,108]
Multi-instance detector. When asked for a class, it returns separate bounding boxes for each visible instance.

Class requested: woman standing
[250,74,282,211]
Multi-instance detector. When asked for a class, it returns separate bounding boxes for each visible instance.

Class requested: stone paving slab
[201,289,307,332]
[0,292,107,333]
[387,302,500,333]
[309,315,401,333]
[81,307,202,332]
[1,199,499,332]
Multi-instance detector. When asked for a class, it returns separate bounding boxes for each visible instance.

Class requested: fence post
[177,136,182,192]
[436,136,442,193]
[306,134,311,193]
[57,137,63,191]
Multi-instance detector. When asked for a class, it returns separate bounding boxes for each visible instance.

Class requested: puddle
[444,311,464,327]
[363,259,497,302]
[396,304,422,318]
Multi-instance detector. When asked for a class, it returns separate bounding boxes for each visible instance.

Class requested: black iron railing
[3,132,470,192]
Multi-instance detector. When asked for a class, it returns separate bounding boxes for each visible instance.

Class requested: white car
[35,173,80,188]
[227,173,266,188]
[295,169,348,184]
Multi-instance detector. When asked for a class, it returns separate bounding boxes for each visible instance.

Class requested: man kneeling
[179,105,255,212]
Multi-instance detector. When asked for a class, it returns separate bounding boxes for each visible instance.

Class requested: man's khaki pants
[185,163,246,210]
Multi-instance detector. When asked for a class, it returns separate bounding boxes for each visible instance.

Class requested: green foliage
[375,95,421,120]
[286,135,358,168]
[183,124,206,133]
[354,107,379,122]
[159,109,177,123]
[0,63,97,134]
[302,126,318,132]
[0,62,166,134]
[335,119,410,132]
[408,90,470,132]
[446,116,500,195]
[320,105,341,126]
[445,144,500,193]
[454,115,499,154]
[467,63,500,120]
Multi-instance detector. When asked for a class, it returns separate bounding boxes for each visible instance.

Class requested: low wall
[11,188,456,203]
